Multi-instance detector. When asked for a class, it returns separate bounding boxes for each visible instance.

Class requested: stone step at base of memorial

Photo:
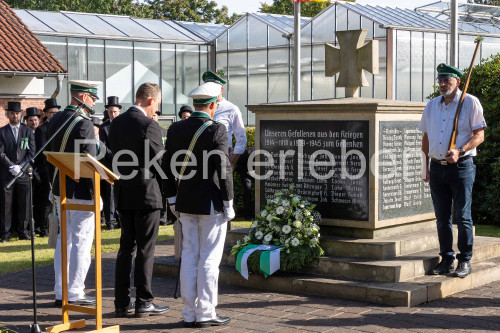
[220,236,500,283]
[226,226,465,260]
[153,254,500,307]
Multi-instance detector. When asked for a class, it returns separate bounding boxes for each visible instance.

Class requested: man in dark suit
[34,98,61,237]
[24,107,41,133]
[47,80,100,306]
[162,82,234,328]
[99,96,121,230]
[0,101,35,242]
[109,83,169,318]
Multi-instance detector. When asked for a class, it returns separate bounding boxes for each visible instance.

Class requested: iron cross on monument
[325,29,379,98]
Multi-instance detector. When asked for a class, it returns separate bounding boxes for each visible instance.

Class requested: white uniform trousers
[53,196,96,301]
[179,212,227,322]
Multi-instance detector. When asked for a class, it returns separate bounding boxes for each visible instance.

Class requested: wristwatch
[459,147,466,157]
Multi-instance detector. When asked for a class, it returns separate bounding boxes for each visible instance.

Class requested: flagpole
[294,0,301,102]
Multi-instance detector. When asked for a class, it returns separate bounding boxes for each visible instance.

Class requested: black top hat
[91,116,101,127]
[105,96,122,109]
[178,105,193,118]
[43,98,61,112]
[6,101,22,112]
[25,107,41,118]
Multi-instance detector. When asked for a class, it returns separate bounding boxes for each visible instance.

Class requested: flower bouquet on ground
[231,185,324,276]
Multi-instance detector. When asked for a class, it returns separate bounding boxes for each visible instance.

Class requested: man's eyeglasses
[436,78,454,84]
[85,93,97,102]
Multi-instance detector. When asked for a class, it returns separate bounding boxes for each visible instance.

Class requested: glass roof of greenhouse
[13,1,500,46]
[334,1,449,30]
[12,9,221,43]
[416,1,500,34]
[250,13,310,34]
[173,21,228,41]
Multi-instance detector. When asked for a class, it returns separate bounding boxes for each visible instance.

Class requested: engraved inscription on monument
[260,120,369,221]
[378,121,433,220]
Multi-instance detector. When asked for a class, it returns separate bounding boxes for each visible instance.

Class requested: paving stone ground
[1,239,500,332]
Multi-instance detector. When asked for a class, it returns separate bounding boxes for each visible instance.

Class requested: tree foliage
[463,54,500,224]
[259,0,352,18]
[468,0,500,5]
[146,0,239,24]
[6,0,154,17]
[6,0,240,24]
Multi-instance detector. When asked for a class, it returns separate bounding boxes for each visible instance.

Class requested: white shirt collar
[132,105,147,117]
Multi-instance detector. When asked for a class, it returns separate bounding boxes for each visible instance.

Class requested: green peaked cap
[202,71,226,86]
[68,80,101,99]
[437,63,464,79]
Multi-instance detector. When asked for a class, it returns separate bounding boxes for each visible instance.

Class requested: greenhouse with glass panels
[14,8,225,125]
[14,1,500,126]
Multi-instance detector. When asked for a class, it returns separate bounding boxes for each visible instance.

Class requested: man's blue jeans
[429,157,475,263]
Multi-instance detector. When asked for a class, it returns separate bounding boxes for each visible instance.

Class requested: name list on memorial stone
[260,120,369,221]
[378,121,433,220]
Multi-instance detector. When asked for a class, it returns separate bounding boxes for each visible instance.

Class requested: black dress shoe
[134,303,169,318]
[18,233,31,240]
[453,261,471,278]
[183,321,196,328]
[196,315,231,328]
[429,260,454,275]
[115,301,135,317]
[106,223,115,230]
[1,236,9,243]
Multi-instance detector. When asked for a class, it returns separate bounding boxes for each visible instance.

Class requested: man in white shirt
[419,63,486,278]
[202,71,247,166]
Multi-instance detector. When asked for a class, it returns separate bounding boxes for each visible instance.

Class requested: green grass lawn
[0,224,174,275]
[0,221,497,276]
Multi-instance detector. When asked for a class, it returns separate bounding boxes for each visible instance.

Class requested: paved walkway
[1,240,500,332]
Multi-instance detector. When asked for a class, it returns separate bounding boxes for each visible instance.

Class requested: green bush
[466,55,500,224]
[427,55,500,224]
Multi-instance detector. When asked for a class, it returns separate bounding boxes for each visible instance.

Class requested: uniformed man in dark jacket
[162,82,234,328]
[47,80,100,306]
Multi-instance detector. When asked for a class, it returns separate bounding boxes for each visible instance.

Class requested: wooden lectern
[44,152,120,333]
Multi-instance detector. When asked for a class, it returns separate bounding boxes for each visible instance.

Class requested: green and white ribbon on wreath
[236,244,282,279]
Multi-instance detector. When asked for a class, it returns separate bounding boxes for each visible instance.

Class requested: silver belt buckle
[440,160,447,166]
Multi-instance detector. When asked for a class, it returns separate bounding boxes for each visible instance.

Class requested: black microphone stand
[5,105,86,333]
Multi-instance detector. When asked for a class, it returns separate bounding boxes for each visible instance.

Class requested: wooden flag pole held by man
[448,35,483,150]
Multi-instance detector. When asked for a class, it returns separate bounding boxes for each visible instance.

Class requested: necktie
[13,126,18,142]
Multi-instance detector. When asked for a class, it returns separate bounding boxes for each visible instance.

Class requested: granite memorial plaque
[378,121,433,220]
[259,120,369,221]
